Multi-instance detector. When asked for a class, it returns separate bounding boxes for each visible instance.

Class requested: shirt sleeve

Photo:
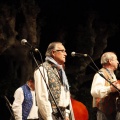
[90,72,112,98]
[34,66,53,120]
[12,88,24,120]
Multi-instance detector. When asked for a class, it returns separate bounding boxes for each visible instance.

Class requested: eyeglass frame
[53,49,66,53]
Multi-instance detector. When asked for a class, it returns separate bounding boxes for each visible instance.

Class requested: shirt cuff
[64,109,70,117]
[46,116,53,120]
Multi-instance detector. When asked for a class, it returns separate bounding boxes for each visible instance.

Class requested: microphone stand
[30,51,64,120]
[3,96,15,120]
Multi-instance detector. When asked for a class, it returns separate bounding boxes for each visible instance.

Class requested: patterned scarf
[45,56,69,91]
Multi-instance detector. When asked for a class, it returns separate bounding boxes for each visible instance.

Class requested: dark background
[1,0,120,119]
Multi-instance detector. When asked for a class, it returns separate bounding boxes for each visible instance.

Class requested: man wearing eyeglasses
[34,42,75,120]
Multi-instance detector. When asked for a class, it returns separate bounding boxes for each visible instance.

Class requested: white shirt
[12,87,39,120]
[34,66,71,120]
[90,72,117,107]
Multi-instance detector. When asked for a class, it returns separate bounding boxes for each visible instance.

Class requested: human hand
[65,116,69,120]
[110,81,118,92]
[110,81,120,92]
[115,80,120,90]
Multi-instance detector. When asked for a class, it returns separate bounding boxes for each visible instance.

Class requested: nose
[64,52,67,56]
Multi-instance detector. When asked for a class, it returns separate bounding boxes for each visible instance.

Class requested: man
[12,76,39,120]
[34,42,75,120]
[90,52,120,120]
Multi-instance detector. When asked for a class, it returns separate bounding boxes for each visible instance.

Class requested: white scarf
[45,56,69,91]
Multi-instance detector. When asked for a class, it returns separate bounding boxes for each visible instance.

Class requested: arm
[34,66,53,120]
[12,88,24,120]
[91,73,112,98]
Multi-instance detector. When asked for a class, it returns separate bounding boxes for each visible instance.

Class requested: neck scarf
[45,56,69,91]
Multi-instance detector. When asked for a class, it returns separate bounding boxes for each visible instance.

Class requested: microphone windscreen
[71,52,75,57]
[21,39,27,45]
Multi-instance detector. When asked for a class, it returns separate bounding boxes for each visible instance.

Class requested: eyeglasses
[54,49,66,53]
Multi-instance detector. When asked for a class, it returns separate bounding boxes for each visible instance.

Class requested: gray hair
[45,42,62,57]
[100,52,116,65]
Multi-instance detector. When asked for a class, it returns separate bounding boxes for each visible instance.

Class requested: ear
[108,59,112,64]
[52,50,55,57]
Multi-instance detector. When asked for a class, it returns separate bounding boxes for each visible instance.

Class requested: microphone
[71,51,88,57]
[21,39,39,52]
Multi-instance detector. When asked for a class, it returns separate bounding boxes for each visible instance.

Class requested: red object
[71,98,89,120]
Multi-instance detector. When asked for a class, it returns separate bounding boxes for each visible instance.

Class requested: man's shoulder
[34,61,52,71]
[98,68,106,75]
[14,87,23,94]
[99,68,105,72]
[34,62,46,69]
